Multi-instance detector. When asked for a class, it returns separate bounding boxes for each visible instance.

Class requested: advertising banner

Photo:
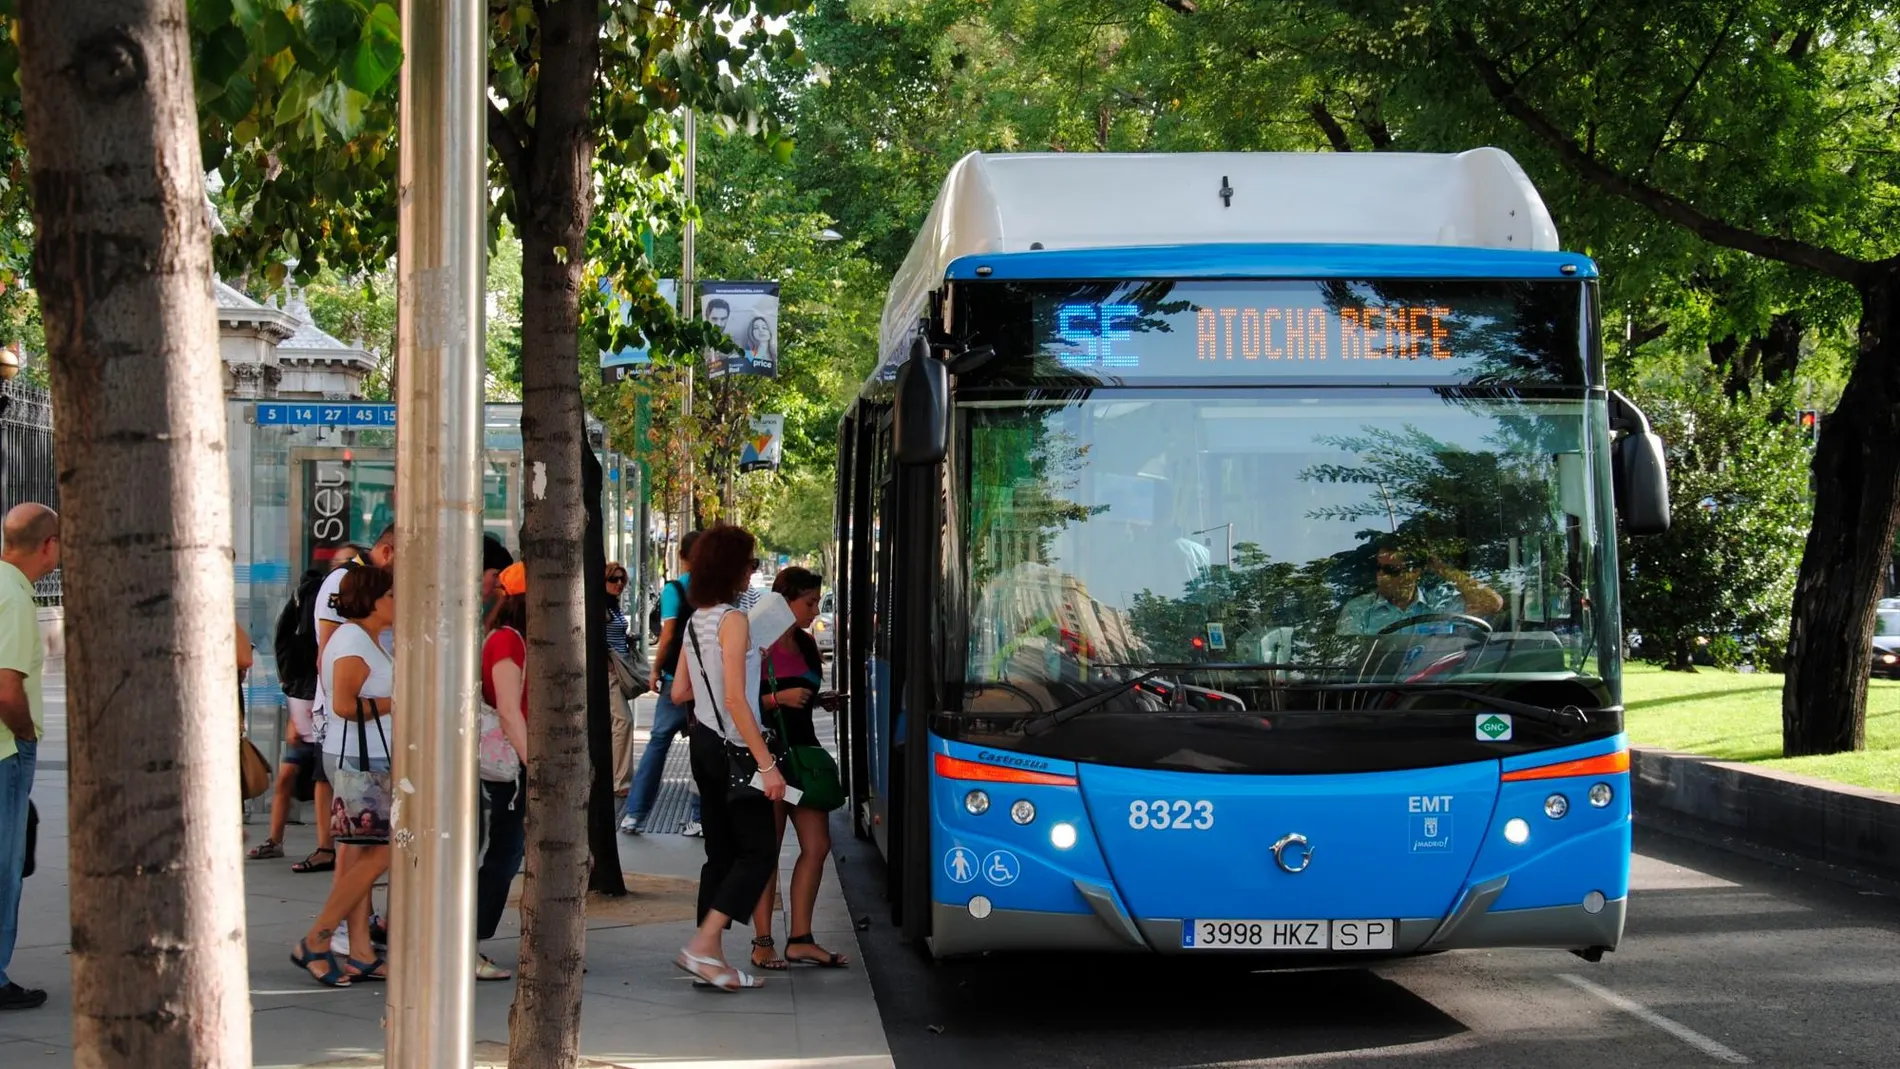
[739,413,785,472]
[701,280,780,378]
[600,277,676,383]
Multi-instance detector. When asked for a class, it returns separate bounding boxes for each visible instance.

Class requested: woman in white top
[292,566,395,987]
[668,525,786,992]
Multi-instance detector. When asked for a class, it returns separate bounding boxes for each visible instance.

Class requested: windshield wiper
[1297,682,1613,730]
[1022,670,1168,736]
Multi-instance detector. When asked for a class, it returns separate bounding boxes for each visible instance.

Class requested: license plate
[1182,918,1396,950]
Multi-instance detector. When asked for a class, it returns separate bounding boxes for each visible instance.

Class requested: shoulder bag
[609,645,649,699]
[239,680,272,801]
[765,660,844,812]
[686,611,768,803]
[330,696,393,844]
[478,627,524,783]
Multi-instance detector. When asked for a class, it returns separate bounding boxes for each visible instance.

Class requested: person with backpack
[622,530,704,836]
[249,565,335,863]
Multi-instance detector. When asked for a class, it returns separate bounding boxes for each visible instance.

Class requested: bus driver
[1336,541,1503,636]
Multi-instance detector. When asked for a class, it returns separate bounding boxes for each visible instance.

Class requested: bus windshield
[954,391,1618,708]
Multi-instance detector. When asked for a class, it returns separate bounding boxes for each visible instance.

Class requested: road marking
[1558,973,1749,1064]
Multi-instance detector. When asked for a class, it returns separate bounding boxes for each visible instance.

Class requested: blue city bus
[832,150,1671,960]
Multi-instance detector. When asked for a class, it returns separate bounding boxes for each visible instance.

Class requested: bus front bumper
[927,893,1626,959]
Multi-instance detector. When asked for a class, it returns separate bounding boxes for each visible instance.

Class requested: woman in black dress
[746,567,849,970]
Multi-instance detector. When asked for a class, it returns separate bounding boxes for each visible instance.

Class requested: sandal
[785,934,850,968]
[750,935,787,971]
[694,969,765,989]
[248,839,285,860]
[674,948,741,993]
[346,955,388,982]
[291,937,352,987]
[475,955,512,982]
[291,847,336,874]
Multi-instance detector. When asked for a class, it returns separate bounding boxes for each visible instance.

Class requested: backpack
[653,578,692,679]
[274,567,328,699]
[646,585,668,635]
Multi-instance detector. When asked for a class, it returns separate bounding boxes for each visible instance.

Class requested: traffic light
[1797,409,1820,446]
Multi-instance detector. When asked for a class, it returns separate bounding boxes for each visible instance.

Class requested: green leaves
[312,81,369,140]
[200,24,249,85]
[342,4,402,96]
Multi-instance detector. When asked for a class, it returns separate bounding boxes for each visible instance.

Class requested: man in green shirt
[0,503,58,1011]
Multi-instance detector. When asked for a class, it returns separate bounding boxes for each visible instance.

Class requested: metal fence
[1,380,61,604]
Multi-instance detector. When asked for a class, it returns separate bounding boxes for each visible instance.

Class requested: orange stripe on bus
[934,753,1078,786]
[1500,749,1630,782]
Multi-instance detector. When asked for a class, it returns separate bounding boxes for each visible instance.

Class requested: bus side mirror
[1609,391,1671,535]
[894,340,948,465]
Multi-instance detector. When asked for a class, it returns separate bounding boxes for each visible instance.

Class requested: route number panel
[1182,918,1396,950]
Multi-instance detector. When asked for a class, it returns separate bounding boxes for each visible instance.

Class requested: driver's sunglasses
[1378,562,1416,577]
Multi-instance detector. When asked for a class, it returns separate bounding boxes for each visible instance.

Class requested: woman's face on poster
[749,317,771,347]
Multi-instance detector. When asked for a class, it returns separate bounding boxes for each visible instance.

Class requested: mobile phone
[816,691,842,711]
[751,771,803,806]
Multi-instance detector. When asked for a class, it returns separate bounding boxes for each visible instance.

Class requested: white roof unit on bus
[882,149,1560,357]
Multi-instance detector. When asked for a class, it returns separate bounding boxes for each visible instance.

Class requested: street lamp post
[388,1,485,1063]
[0,342,18,505]
[679,109,696,555]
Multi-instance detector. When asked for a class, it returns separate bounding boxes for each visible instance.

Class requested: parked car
[1874,608,1900,679]
[813,590,835,657]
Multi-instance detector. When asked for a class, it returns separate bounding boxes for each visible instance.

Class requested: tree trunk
[1783,272,1900,755]
[16,3,250,1066]
[582,447,627,896]
[508,2,599,1064]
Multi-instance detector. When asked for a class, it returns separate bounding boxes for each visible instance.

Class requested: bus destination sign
[1029,279,1578,383]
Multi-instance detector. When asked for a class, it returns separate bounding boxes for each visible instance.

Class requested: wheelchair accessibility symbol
[982,850,1021,887]
[944,846,979,884]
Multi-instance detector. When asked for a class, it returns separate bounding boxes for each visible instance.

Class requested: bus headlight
[1503,817,1531,845]
[1544,793,1569,820]
[964,790,990,816]
[1010,800,1037,825]
[1588,783,1614,808]
[1051,822,1077,849]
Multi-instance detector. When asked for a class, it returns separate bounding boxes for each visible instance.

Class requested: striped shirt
[606,603,630,656]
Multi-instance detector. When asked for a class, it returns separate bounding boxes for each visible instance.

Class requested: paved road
[834,818,1900,1067]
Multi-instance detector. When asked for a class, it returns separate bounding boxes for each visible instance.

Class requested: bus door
[865,415,899,858]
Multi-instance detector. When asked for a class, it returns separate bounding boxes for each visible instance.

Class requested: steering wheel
[1376,613,1494,637]
[966,679,1048,714]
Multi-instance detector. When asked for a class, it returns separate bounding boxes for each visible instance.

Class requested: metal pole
[680,108,696,544]
[389,0,483,1063]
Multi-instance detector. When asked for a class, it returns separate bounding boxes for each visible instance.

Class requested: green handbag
[767,665,846,812]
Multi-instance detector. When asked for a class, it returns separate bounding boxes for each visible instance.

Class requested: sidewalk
[0,666,893,1068]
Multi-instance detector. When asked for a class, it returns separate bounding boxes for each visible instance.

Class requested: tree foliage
[1621,375,1813,671]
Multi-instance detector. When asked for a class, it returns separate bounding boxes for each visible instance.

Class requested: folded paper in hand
[747,591,796,651]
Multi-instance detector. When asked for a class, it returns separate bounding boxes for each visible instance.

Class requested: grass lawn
[1622,662,1900,794]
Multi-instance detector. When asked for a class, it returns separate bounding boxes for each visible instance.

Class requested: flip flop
[476,955,513,982]
[785,934,850,968]
[346,955,388,982]
[674,949,740,993]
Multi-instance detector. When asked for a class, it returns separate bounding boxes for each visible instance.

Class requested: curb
[1631,745,1900,881]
